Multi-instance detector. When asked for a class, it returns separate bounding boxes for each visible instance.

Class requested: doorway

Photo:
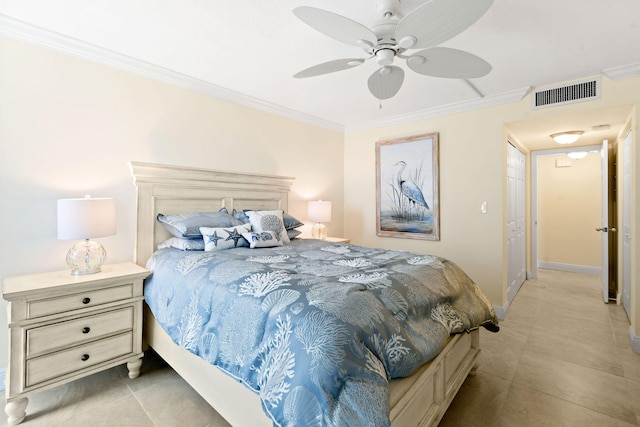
[531,144,603,280]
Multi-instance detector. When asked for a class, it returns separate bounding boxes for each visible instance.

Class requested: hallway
[440,269,640,426]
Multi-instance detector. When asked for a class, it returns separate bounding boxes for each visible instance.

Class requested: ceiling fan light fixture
[375,49,395,66]
[550,131,583,144]
[379,66,392,76]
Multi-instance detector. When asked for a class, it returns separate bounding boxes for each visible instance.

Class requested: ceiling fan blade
[396,0,493,49]
[294,58,366,78]
[368,66,405,100]
[293,6,377,47]
[407,47,492,79]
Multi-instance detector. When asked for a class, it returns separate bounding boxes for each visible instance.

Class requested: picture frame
[376,132,440,240]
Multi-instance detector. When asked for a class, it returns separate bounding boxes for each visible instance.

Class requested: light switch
[480,202,487,214]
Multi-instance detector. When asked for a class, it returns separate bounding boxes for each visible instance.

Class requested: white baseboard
[538,261,601,276]
[630,327,640,353]
[493,302,509,321]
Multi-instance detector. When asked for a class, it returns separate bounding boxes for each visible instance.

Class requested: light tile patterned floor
[2,269,639,426]
[440,269,640,427]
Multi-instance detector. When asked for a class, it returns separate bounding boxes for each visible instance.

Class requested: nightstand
[2,262,150,425]
[324,237,350,243]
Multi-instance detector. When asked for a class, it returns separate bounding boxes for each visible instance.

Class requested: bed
[130,161,498,427]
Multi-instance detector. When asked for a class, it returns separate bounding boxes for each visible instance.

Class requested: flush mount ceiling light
[550,131,584,144]
[567,151,588,160]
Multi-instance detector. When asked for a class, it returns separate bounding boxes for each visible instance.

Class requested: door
[598,140,609,303]
[622,130,632,318]
[507,143,526,302]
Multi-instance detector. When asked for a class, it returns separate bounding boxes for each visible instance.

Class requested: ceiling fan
[293,0,494,100]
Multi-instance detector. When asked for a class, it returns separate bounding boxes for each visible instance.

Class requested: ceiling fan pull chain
[379,99,383,109]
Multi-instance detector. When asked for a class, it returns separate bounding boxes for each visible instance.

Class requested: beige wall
[1,33,639,368]
[343,75,639,343]
[538,154,601,267]
[0,37,345,367]
[344,108,507,305]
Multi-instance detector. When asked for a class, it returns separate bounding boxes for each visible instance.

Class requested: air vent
[532,78,600,109]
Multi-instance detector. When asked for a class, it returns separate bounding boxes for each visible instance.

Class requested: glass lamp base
[66,239,106,275]
[311,223,327,240]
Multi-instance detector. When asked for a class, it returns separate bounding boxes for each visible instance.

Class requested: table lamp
[57,196,116,275]
[308,200,331,240]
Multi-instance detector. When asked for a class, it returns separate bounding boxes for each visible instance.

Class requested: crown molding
[603,62,640,81]
[0,14,345,133]
[1,13,535,135]
[344,86,531,132]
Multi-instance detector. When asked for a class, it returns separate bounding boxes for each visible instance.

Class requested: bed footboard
[144,305,478,427]
[390,330,478,426]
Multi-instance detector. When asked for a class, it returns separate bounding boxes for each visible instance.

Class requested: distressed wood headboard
[130,161,295,267]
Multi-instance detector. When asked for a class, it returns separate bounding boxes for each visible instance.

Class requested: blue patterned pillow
[157,212,243,238]
[200,224,251,251]
[242,231,284,248]
[157,237,205,251]
[245,210,290,243]
[232,209,303,231]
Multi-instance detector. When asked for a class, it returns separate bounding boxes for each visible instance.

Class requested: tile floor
[2,269,639,426]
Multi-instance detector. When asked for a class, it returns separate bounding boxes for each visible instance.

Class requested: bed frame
[130,161,480,426]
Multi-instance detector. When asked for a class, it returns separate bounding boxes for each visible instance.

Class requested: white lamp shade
[308,200,332,223]
[57,197,116,240]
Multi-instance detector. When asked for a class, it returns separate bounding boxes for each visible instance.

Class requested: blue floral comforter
[144,239,498,426]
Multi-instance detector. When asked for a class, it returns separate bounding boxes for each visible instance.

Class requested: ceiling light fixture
[567,151,588,160]
[550,131,584,144]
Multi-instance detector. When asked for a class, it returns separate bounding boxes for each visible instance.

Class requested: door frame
[530,144,602,279]
[622,130,632,318]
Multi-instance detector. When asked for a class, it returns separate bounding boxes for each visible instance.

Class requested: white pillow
[242,231,284,249]
[246,210,290,244]
[200,224,251,251]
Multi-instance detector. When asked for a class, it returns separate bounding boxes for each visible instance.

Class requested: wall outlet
[480,202,487,214]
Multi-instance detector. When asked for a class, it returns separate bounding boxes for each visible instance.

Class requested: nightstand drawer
[26,307,134,357]
[28,284,133,318]
[25,331,134,387]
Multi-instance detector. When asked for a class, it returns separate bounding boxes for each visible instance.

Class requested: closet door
[507,143,526,303]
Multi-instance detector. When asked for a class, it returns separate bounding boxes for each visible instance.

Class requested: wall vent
[532,77,601,109]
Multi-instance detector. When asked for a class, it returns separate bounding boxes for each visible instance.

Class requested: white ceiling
[1,0,639,145]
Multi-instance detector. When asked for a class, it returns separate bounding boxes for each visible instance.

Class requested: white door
[507,143,526,302]
[599,140,609,303]
[622,131,632,318]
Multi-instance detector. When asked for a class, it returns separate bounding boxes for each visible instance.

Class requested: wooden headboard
[130,161,295,267]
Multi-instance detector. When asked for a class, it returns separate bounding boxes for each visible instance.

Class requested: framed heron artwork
[376,132,440,240]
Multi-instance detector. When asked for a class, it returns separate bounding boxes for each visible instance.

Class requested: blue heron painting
[395,161,430,210]
[376,133,439,240]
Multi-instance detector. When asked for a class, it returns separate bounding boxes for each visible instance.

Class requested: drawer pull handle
[81,354,90,362]
[82,327,91,334]
[82,297,91,304]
